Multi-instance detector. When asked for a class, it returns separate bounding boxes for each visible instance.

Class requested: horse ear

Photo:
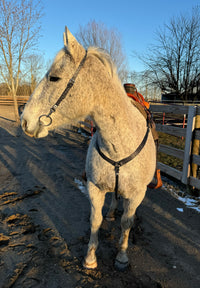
[63,26,85,61]
[63,26,68,48]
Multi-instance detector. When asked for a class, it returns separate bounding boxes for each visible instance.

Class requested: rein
[39,50,88,126]
[96,122,150,199]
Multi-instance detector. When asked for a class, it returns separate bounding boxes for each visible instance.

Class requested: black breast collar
[96,124,150,199]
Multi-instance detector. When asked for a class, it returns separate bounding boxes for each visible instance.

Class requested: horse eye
[49,76,60,82]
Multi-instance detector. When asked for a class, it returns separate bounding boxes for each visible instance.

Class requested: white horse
[21,27,156,270]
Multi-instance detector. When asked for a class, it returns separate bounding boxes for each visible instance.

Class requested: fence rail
[151,104,200,189]
[0,95,29,106]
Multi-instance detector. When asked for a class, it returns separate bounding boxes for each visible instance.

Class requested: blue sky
[39,0,200,72]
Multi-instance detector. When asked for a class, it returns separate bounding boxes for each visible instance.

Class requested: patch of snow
[176,208,184,212]
[74,178,88,198]
[177,195,200,213]
[160,176,200,213]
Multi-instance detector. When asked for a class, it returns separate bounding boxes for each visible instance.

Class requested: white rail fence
[151,104,200,189]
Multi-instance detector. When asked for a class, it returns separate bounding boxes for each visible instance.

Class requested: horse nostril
[21,119,27,131]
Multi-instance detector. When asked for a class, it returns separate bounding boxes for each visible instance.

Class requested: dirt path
[0,108,199,288]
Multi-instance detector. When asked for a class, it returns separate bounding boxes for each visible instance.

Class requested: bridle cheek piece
[38,51,87,127]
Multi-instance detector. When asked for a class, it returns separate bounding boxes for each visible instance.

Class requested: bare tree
[137,6,200,102]
[0,0,43,122]
[24,54,44,93]
[76,20,128,82]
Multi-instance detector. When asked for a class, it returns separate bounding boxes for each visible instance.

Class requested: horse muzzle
[21,118,48,138]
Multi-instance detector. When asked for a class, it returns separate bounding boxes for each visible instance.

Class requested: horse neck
[91,86,146,157]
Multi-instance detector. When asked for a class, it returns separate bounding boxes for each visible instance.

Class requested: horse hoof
[114,259,129,271]
[83,260,97,269]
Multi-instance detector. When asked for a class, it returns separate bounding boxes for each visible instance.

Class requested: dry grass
[158,132,185,171]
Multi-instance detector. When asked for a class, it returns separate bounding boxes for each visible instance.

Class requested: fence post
[181,106,196,185]
[191,114,200,179]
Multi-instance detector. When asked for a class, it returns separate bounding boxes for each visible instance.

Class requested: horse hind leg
[115,188,146,271]
[83,181,105,269]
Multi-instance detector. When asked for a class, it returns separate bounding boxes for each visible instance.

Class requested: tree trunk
[12,92,20,124]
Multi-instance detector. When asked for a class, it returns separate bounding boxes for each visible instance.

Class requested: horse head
[21,27,91,138]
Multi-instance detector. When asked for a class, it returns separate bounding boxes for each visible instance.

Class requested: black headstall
[39,50,88,126]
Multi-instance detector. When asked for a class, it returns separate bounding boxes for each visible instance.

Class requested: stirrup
[148,169,162,189]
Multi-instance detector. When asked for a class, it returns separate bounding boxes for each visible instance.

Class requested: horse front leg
[83,181,105,269]
[115,189,146,271]
[106,192,118,221]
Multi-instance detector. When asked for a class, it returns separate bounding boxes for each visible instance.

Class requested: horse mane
[87,47,118,79]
